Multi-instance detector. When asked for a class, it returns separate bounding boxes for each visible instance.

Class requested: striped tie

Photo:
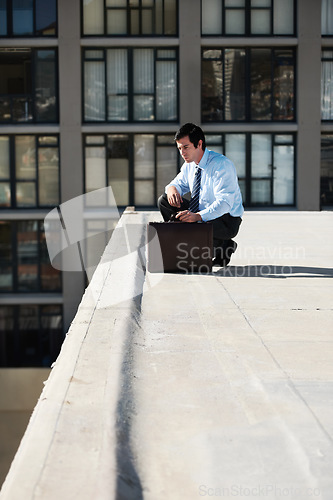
[189,166,201,213]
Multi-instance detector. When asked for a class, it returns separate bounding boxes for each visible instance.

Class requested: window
[84,132,295,208]
[202,48,295,122]
[321,135,333,206]
[0,305,63,367]
[83,47,178,122]
[0,48,58,123]
[0,0,57,37]
[206,133,295,206]
[321,50,333,121]
[84,134,179,206]
[0,135,60,208]
[322,0,333,35]
[82,0,177,36]
[0,220,62,293]
[202,0,295,36]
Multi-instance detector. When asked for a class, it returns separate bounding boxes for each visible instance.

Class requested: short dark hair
[174,123,206,151]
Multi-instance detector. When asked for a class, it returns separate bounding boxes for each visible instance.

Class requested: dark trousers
[157,193,242,258]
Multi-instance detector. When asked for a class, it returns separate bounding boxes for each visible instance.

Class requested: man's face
[176,136,203,164]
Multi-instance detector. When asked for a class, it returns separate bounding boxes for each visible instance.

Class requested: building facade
[0,0,332,371]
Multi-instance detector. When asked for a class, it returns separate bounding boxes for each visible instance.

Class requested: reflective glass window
[83,0,177,36]
[83,48,178,123]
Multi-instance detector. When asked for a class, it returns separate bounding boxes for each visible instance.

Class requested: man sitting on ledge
[158,123,244,267]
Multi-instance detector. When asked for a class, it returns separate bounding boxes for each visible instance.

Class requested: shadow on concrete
[115,251,145,500]
[214,265,333,278]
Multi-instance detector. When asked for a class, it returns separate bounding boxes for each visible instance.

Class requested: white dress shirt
[166,148,244,222]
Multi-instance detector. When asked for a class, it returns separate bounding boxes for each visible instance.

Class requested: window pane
[0,183,10,207]
[35,50,57,122]
[83,0,104,34]
[0,0,7,35]
[85,146,106,193]
[0,98,10,122]
[134,96,154,121]
[130,9,140,34]
[107,0,127,6]
[107,9,127,34]
[164,0,177,35]
[38,147,59,205]
[0,136,9,178]
[251,0,270,5]
[321,135,333,206]
[134,134,155,204]
[273,144,294,204]
[251,49,272,120]
[225,0,245,6]
[16,182,36,206]
[107,49,128,121]
[18,305,39,366]
[157,144,178,198]
[239,179,246,204]
[86,135,105,145]
[321,55,333,120]
[135,180,154,205]
[133,49,154,93]
[225,10,245,34]
[17,222,38,291]
[273,50,294,120]
[133,48,154,120]
[225,134,246,177]
[107,135,129,205]
[0,222,12,291]
[251,10,270,34]
[274,0,294,35]
[13,0,33,36]
[134,135,154,178]
[15,136,36,180]
[225,49,246,120]
[156,60,177,120]
[0,307,14,366]
[84,61,106,121]
[251,179,271,203]
[252,134,271,176]
[40,305,63,366]
[202,53,223,122]
[13,97,33,123]
[36,0,57,35]
[142,9,153,34]
[202,0,222,34]
[40,223,61,292]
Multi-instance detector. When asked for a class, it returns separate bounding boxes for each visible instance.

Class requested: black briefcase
[147,221,213,273]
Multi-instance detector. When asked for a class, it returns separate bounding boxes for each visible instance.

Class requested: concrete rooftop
[1,209,333,500]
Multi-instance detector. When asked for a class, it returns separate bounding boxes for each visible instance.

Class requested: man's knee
[157,193,168,209]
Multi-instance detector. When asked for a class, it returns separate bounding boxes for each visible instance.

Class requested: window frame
[201,0,297,37]
[201,46,296,123]
[81,0,178,38]
[0,134,61,209]
[82,46,179,123]
[0,0,58,38]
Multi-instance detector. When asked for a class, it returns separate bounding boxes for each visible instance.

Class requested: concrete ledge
[1,210,333,500]
[0,210,151,500]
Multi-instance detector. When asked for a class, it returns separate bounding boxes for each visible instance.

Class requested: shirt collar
[198,148,209,170]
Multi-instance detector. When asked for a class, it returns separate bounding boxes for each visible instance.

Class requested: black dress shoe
[212,242,237,267]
